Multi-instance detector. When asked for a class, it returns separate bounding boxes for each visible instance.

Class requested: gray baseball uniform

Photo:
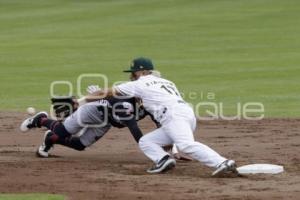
[63,100,111,147]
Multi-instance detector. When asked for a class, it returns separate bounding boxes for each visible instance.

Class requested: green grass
[0,0,299,117]
[0,194,64,200]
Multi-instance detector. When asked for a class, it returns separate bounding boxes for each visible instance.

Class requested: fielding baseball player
[81,57,238,176]
[20,96,156,157]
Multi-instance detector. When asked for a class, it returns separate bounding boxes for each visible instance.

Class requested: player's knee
[54,123,71,139]
[73,144,86,151]
[68,137,86,151]
[74,146,86,151]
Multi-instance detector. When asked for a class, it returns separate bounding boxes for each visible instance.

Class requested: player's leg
[78,125,111,148]
[166,116,237,176]
[20,111,49,132]
[36,120,79,157]
[60,101,111,150]
[19,109,78,139]
[37,102,108,157]
[139,128,171,163]
[139,128,176,173]
[19,111,75,157]
[166,117,226,167]
[35,108,83,157]
[67,101,111,148]
[39,125,111,156]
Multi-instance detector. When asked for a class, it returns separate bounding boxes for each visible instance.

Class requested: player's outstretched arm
[82,88,121,103]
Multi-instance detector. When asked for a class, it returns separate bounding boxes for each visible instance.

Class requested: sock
[40,119,85,151]
[41,119,71,139]
[44,132,58,151]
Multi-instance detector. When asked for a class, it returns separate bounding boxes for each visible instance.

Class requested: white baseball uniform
[115,74,226,168]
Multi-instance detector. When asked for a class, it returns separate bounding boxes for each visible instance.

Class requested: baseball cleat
[212,159,238,176]
[147,155,176,174]
[36,145,49,158]
[20,111,48,132]
[36,130,53,158]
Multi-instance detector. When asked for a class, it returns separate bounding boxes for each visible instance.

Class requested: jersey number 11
[160,85,179,96]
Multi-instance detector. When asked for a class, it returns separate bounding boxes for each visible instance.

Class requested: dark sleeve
[123,118,143,143]
[136,106,161,128]
[144,110,161,128]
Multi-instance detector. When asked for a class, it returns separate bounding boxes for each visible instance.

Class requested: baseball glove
[51,96,77,120]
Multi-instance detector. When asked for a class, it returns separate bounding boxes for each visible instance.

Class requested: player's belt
[177,100,186,104]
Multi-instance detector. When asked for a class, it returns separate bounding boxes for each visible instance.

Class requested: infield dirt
[0,112,299,200]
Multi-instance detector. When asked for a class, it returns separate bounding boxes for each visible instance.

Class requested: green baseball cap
[123,57,154,73]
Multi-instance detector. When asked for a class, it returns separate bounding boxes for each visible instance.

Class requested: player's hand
[162,145,193,161]
[86,85,101,95]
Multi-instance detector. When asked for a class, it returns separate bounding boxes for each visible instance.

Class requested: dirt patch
[0,112,299,200]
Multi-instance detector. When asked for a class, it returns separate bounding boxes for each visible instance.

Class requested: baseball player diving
[20,95,158,157]
[79,57,238,176]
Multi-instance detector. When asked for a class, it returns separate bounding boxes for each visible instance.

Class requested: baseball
[26,107,36,115]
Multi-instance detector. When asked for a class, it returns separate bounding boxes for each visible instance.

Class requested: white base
[237,164,284,174]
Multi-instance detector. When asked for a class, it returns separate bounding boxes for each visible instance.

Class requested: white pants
[139,104,226,168]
